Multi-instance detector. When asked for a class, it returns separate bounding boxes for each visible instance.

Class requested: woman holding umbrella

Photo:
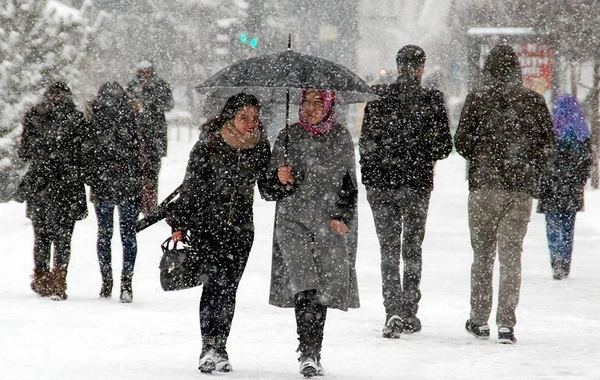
[268,89,360,377]
[167,93,273,373]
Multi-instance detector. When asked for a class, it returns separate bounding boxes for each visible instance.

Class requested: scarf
[298,90,337,135]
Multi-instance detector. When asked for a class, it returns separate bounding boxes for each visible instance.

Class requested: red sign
[514,43,553,98]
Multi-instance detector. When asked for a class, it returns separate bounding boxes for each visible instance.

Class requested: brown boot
[50,267,68,301]
[31,269,52,297]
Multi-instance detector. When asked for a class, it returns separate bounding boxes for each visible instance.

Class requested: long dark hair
[201,93,261,134]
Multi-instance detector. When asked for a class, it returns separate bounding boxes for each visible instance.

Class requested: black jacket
[18,99,87,222]
[85,86,143,204]
[359,76,452,191]
[537,138,593,213]
[168,129,272,234]
[126,76,173,159]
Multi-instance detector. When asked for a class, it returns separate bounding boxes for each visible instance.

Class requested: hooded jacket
[454,44,556,197]
[18,83,87,222]
[85,82,144,204]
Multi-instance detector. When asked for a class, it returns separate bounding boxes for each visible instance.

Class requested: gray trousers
[366,187,430,320]
[468,189,532,328]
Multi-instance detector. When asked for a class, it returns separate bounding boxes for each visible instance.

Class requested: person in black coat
[167,93,272,374]
[17,81,88,300]
[84,81,143,302]
[537,94,593,280]
[125,61,174,216]
[359,45,452,338]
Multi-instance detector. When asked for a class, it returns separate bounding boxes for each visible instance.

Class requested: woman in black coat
[537,94,593,280]
[167,93,273,374]
[17,81,87,300]
[85,82,143,302]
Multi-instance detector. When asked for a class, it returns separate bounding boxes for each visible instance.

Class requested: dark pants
[545,211,576,274]
[95,200,139,278]
[197,227,253,346]
[295,290,327,359]
[32,216,75,272]
[366,187,430,320]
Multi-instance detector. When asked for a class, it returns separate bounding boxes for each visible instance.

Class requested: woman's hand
[277,165,295,189]
[329,219,348,235]
[172,230,184,242]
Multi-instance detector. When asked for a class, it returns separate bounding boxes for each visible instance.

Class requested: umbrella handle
[284,88,290,165]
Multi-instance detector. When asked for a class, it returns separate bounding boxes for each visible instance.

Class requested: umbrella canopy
[196,49,377,105]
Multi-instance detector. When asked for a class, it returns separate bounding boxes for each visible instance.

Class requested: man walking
[455,44,556,344]
[126,60,174,216]
[359,45,452,338]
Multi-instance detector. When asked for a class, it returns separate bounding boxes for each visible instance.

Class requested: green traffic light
[250,38,258,49]
[240,33,248,44]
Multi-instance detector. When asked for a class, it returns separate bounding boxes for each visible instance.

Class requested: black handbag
[159,236,208,291]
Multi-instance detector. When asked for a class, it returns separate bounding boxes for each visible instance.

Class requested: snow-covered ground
[1,131,599,380]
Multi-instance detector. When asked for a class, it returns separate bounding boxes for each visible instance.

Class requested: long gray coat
[268,122,360,311]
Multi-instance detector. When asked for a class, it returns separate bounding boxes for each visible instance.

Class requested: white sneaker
[299,356,318,378]
[215,351,233,372]
[198,349,217,373]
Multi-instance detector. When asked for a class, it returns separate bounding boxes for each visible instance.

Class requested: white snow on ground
[1,133,599,380]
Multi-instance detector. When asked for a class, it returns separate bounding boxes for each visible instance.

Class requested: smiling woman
[265,88,359,377]
[165,93,275,374]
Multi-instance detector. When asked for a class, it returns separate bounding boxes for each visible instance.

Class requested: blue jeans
[545,211,576,270]
[95,200,140,277]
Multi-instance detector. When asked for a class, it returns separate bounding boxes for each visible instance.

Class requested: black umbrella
[196,37,376,160]
[196,49,377,105]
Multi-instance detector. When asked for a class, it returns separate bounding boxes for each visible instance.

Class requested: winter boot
[120,273,133,303]
[99,275,113,298]
[198,336,217,373]
[402,315,422,334]
[551,260,565,280]
[30,269,52,297]
[382,315,403,338]
[50,267,68,301]
[214,336,232,372]
[295,291,326,378]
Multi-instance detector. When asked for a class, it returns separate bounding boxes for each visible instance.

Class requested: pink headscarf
[298,89,337,135]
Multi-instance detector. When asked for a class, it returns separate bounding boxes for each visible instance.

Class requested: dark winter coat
[537,138,593,213]
[167,128,272,235]
[17,98,87,223]
[359,76,453,192]
[125,75,173,159]
[455,75,556,198]
[84,83,144,205]
[267,122,360,311]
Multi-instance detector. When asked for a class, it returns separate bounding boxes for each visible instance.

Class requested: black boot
[295,290,326,377]
[551,259,565,280]
[100,276,113,298]
[120,273,133,303]
[99,264,113,298]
